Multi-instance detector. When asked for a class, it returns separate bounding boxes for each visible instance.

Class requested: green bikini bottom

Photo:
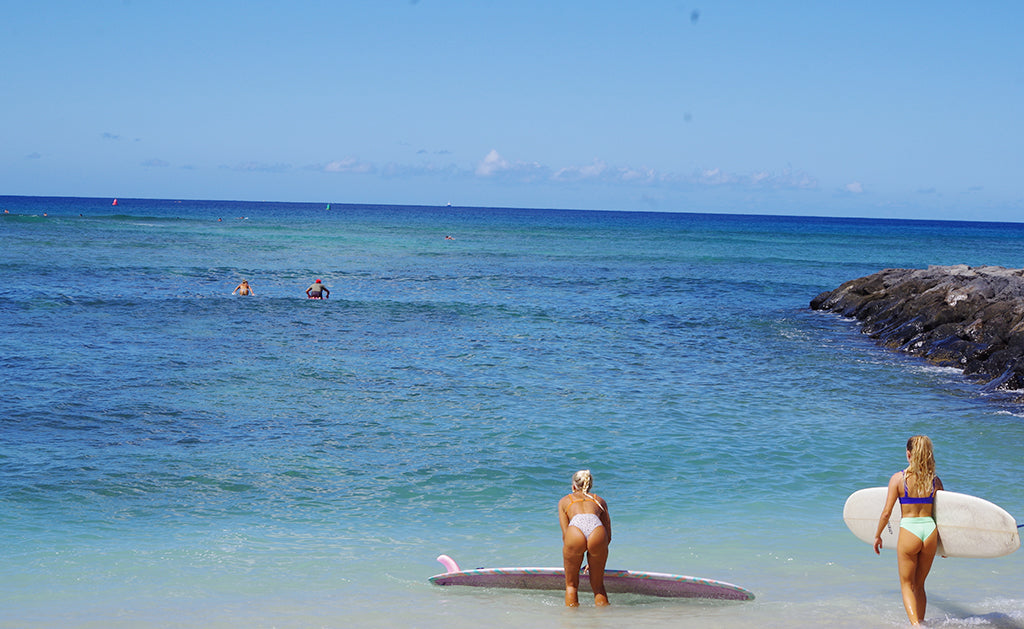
[900,516,936,542]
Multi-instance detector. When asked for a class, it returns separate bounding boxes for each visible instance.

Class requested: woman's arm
[873,472,901,554]
[558,496,570,539]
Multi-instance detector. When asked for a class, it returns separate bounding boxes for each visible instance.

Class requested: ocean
[2,196,1022,628]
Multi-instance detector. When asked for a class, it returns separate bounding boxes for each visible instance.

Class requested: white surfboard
[429,555,754,600]
[843,487,1020,558]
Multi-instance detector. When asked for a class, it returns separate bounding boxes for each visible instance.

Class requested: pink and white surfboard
[429,555,754,600]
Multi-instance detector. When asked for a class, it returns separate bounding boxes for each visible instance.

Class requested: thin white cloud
[552,160,663,186]
[306,147,819,195]
[691,167,817,189]
[472,150,818,192]
[381,161,460,178]
[552,160,608,182]
[618,167,657,183]
[474,150,546,180]
[226,162,291,173]
[476,149,510,177]
[752,168,816,190]
[844,182,864,194]
[696,168,736,186]
[323,158,374,174]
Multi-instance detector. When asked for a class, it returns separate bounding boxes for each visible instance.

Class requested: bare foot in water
[565,586,579,607]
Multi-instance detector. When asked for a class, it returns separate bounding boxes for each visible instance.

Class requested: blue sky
[3,1,1022,220]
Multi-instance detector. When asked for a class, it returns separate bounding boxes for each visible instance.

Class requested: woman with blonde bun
[873,435,944,625]
[557,469,612,607]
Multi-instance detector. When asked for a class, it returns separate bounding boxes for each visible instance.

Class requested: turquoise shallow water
[2,196,1023,628]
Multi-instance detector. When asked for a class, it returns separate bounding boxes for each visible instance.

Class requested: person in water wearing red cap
[305,279,329,299]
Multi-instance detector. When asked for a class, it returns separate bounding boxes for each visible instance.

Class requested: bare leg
[585,526,610,606]
[562,526,587,607]
[914,530,939,622]
[896,528,935,625]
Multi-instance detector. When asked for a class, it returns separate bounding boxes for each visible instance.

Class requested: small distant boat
[326,203,331,210]
[112,198,118,206]
[446,201,452,207]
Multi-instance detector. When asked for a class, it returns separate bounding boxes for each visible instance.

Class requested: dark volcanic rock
[810,265,1024,390]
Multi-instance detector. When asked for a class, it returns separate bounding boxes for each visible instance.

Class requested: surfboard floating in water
[429,555,755,600]
[843,488,1021,558]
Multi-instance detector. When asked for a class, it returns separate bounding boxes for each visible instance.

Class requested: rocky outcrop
[810,265,1024,390]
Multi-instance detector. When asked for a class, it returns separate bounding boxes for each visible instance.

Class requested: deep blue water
[2,196,1022,628]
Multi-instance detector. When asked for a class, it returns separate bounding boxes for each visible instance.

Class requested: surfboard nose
[436,554,461,573]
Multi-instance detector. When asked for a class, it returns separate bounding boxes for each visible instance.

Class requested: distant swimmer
[232,280,254,296]
[445,235,455,240]
[306,279,329,299]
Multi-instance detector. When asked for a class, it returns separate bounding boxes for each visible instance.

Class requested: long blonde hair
[905,435,936,497]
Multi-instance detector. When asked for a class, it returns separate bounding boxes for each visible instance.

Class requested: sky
[3,1,1023,220]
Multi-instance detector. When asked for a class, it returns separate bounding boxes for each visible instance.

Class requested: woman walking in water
[558,470,612,607]
[873,435,944,625]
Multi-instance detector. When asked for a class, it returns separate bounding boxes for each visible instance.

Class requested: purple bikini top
[899,473,937,505]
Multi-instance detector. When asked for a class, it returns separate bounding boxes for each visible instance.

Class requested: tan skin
[873,449,944,626]
[232,280,253,296]
[557,485,612,607]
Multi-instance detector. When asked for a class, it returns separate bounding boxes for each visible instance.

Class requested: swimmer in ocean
[232,280,253,296]
[306,279,329,299]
